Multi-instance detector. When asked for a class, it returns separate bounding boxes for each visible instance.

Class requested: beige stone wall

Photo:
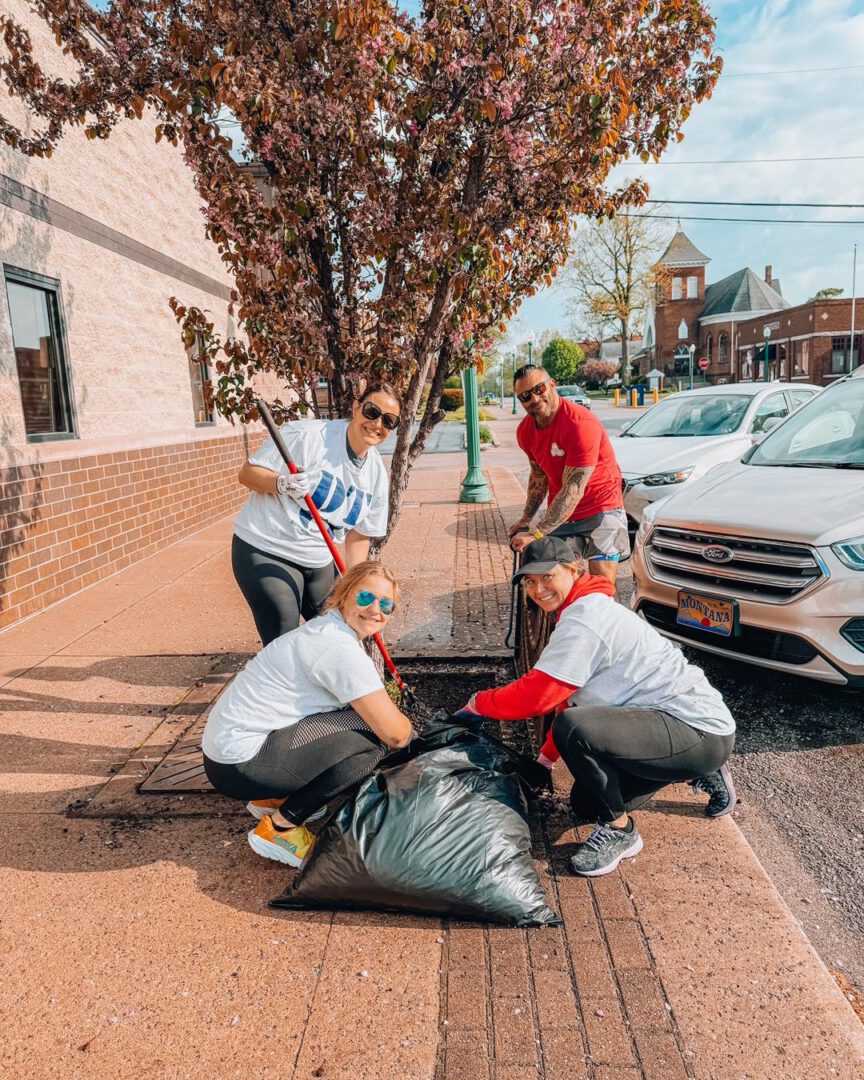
[0,0,240,463]
[0,3,295,629]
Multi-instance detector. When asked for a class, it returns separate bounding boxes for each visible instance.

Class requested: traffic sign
[698,357,709,371]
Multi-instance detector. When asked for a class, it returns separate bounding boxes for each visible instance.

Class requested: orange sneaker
[246,798,284,820]
[247,814,315,867]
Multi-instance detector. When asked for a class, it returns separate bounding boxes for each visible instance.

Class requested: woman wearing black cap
[459,535,736,877]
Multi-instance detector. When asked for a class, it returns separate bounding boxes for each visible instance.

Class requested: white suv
[613,382,820,530]
[631,368,864,687]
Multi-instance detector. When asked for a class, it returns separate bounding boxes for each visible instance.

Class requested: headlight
[831,535,864,570]
[642,467,695,487]
[636,498,669,543]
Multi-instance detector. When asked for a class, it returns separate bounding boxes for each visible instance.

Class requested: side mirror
[761,415,783,434]
[620,421,633,433]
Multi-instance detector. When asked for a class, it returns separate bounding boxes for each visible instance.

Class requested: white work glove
[276,470,312,501]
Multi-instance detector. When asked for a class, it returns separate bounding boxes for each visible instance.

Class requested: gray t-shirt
[234,419,389,566]
[534,594,735,736]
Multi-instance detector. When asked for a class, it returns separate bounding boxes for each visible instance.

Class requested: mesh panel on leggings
[287,708,372,749]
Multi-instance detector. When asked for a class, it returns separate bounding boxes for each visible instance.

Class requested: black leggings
[232,535,338,646]
[203,708,389,824]
[552,706,734,824]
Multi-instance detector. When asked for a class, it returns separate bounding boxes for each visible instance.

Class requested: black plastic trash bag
[270,717,561,927]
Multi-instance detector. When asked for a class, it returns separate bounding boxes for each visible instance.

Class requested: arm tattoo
[537,465,594,533]
[522,462,548,523]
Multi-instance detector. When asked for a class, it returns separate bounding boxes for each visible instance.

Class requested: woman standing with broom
[232,384,401,645]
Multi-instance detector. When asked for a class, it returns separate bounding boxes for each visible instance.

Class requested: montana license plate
[676,591,737,637]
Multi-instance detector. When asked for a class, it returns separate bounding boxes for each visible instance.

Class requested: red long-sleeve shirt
[474,669,577,764]
[474,668,576,720]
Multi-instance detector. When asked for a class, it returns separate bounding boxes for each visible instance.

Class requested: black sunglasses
[361,400,400,431]
[517,381,550,404]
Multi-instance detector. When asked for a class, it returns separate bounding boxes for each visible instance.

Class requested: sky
[511,0,864,346]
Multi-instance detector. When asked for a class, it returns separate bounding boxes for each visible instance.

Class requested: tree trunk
[620,319,630,380]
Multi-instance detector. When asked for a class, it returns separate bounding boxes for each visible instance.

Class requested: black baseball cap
[512,535,585,580]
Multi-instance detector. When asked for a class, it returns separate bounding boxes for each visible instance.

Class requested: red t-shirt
[517,399,622,521]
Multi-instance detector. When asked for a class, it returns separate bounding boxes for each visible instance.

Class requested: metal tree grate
[139,713,213,794]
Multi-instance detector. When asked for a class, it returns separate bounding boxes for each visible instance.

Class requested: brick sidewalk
[0,457,862,1078]
[436,493,693,1079]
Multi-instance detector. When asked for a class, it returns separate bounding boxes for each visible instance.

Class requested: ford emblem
[701,545,734,564]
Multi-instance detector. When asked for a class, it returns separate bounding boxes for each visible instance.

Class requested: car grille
[644,526,824,603]
[638,601,819,665]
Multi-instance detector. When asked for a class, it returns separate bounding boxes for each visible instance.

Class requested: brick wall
[0,430,265,631]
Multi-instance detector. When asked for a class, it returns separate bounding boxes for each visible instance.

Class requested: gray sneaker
[690,762,736,818]
[569,820,644,877]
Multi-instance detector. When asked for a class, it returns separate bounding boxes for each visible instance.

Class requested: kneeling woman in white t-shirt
[232,384,401,645]
[460,536,736,878]
[203,562,412,867]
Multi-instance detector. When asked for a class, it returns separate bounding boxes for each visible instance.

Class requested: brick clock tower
[652,227,710,378]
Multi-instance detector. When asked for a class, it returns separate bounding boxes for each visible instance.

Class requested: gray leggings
[552,706,734,823]
[232,534,337,646]
[203,708,389,824]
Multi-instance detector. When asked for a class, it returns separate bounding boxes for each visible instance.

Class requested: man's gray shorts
[552,508,630,562]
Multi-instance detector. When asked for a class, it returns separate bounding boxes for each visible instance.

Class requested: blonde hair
[324,561,400,614]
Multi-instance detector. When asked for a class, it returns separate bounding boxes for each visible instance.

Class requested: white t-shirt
[534,595,735,736]
[234,419,390,566]
[202,610,384,764]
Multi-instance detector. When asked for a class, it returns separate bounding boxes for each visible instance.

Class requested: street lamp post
[459,363,492,503]
[688,344,695,391]
[511,354,518,414]
[763,327,772,382]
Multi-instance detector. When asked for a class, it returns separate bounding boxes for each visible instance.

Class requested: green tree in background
[541,338,585,385]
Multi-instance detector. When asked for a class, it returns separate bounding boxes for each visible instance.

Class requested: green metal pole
[763,337,771,381]
[459,365,492,503]
[511,354,517,414]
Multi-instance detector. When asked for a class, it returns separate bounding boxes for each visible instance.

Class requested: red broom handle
[255,400,405,690]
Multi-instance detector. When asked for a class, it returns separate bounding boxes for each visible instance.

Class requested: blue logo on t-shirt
[300,472,372,535]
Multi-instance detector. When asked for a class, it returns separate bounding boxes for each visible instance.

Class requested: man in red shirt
[509,364,628,583]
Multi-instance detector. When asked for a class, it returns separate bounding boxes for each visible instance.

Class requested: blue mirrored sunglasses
[356,590,396,616]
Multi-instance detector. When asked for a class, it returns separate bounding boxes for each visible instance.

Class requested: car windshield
[558,386,584,398]
[748,377,864,467]
[622,394,750,437]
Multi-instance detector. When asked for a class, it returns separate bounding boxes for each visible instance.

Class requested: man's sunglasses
[356,589,397,615]
[361,401,400,431]
[517,381,550,404]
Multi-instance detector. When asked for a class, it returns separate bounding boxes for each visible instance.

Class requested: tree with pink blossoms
[0,0,721,541]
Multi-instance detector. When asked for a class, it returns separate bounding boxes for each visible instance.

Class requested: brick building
[639,225,863,387]
[0,0,264,630]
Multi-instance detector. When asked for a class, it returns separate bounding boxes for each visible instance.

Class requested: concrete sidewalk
[1,457,862,1079]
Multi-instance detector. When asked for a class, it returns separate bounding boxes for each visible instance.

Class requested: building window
[742,351,753,380]
[671,277,682,300]
[187,335,214,424]
[831,335,851,374]
[706,335,713,362]
[4,267,75,440]
[792,339,810,376]
[687,275,698,299]
[718,333,728,364]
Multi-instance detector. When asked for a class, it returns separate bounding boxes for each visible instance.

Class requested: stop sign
[698,357,709,371]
